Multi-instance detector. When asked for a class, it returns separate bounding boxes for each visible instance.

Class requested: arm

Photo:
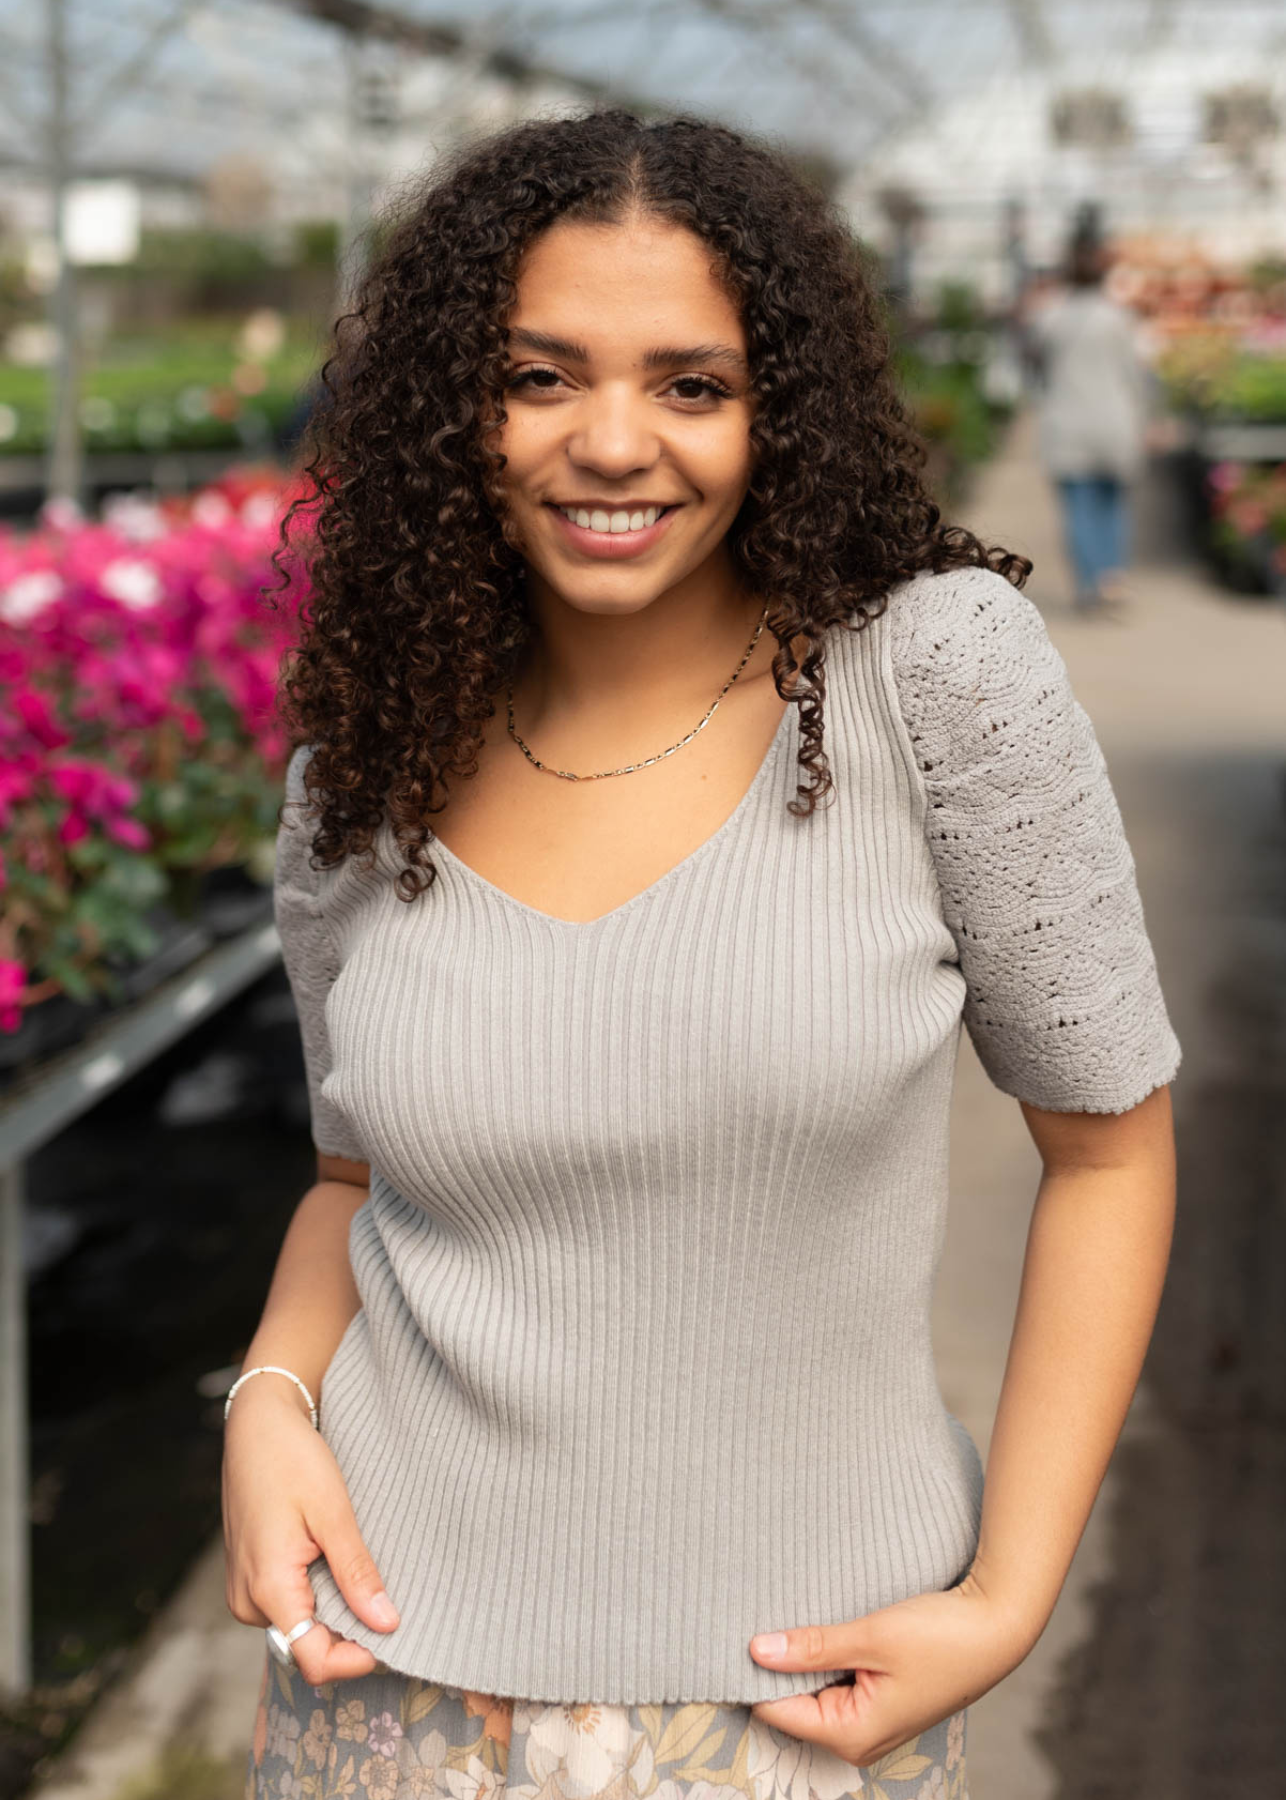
[232,1154,371,1422]
[233,742,374,1415]
[969,1087,1175,1641]
[223,748,394,1681]
[222,1151,402,1684]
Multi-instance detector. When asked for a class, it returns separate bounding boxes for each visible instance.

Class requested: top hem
[361,1653,857,1710]
[307,1587,853,1708]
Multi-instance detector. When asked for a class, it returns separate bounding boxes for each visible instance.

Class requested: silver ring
[266,1615,319,1667]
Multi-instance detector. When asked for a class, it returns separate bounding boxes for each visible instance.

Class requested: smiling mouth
[547,503,679,535]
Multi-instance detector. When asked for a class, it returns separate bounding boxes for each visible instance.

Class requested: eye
[668,375,733,404]
[504,364,565,392]
[502,366,735,403]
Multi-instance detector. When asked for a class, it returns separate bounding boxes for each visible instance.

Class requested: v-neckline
[426,694,796,931]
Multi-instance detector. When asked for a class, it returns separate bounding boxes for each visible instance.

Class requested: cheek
[494,415,547,501]
[689,420,755,512]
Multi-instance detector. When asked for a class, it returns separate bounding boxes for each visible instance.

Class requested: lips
[544,501,681,560]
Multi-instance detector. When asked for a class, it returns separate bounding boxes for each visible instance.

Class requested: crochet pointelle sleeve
[888,565,1182,1113]
[272,743,368,1161]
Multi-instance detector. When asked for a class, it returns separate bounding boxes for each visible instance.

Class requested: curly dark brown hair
[265,106,1030,899]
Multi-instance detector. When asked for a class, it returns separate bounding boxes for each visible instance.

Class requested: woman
[1025,240,1153,614]
[224,111,1181,1800]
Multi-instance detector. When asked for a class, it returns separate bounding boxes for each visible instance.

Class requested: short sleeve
[887,565,1182,1113]
[273,743,368,1160]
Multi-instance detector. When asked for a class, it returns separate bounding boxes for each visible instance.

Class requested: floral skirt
[244,1650,968,1800]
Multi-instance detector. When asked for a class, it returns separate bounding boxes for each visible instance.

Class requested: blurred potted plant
[0,466,311,1074]
[1203,459,1286,595]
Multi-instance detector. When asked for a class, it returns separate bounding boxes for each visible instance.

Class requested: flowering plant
[0,464,312,1032]
[1157,333,1286,421]
[1205,459,1286,584]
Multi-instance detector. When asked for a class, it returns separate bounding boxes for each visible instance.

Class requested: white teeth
[558,504,664,533]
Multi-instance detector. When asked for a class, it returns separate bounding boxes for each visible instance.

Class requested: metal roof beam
[268,0,634,104]
[789,0,928,109]
[1005,0,1056,66]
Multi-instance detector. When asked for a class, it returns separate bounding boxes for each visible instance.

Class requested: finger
[749,1691,827,1741]
[284,1617,380,1686]
[749,1616,884,1675]
[253,1557,377,1686]
[228,1582,270,1628]
[753,1677,927,1773]
[750,1674,873,1747]
[306,1504,400,1635]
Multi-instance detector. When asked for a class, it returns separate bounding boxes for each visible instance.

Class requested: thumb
[310,1503,400,1633]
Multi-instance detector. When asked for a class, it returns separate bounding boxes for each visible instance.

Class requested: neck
[513,545,771,734]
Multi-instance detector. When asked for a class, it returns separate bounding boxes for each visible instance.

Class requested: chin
[531,564,680,613]
[560,585,669,616]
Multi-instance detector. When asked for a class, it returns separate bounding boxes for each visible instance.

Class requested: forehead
[511,215,745,348]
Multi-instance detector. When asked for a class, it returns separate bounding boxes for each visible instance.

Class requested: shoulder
[283,741,316,808]
[280,743,329,845]
[275,744,324,899]
[877,565,1080,783]
[882,563,1059,693]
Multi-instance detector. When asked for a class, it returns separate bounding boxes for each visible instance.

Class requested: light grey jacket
[1030,289,1151,481]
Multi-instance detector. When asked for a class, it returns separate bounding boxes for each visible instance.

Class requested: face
[491,212,757,617]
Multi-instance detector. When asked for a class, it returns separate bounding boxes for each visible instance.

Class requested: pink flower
[1229,501,1269,535]
[49,759,141,817]
[0,959,27,1033]
[0,765,36,832]
[1207,460,1244,493]
[106,814,151,851]
[15,689,69,751]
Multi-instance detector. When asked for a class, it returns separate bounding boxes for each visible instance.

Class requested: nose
[565,384,661,480]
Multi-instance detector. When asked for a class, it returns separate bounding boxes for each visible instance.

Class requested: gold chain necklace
[506,600,771,782]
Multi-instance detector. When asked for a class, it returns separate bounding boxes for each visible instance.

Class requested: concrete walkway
[28,1532,261,1800]
[28,412,1285,1799]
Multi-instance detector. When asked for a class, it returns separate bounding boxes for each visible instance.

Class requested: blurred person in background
[1025,239,1152,614]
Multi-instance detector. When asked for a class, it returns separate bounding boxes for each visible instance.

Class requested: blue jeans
[1056,474,1129,602]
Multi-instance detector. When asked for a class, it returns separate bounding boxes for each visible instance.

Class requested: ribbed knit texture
[272,564,1182,1706]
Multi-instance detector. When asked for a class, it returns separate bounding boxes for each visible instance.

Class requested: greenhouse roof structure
[0,1,1283,286]
[0,1,1281,180]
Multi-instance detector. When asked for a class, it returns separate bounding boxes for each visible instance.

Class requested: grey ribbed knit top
[272,564,1182,1707]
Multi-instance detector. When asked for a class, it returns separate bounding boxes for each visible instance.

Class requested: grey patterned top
[271,564,1181,1707]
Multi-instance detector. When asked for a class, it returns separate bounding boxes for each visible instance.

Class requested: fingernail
[751,1632,787,1659]
[370,1591,398,1627]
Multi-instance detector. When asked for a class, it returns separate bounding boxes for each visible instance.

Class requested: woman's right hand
[221,1376,400,1684]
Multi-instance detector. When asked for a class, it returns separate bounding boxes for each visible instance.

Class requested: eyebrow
[507,328,748,374]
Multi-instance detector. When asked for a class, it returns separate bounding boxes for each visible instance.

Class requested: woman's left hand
[747,1573,1039,1769]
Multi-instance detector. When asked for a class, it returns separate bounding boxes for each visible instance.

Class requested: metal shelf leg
[0,1158,30,1696]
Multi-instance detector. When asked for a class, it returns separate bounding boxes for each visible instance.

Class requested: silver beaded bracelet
[224,1364,319,1429]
